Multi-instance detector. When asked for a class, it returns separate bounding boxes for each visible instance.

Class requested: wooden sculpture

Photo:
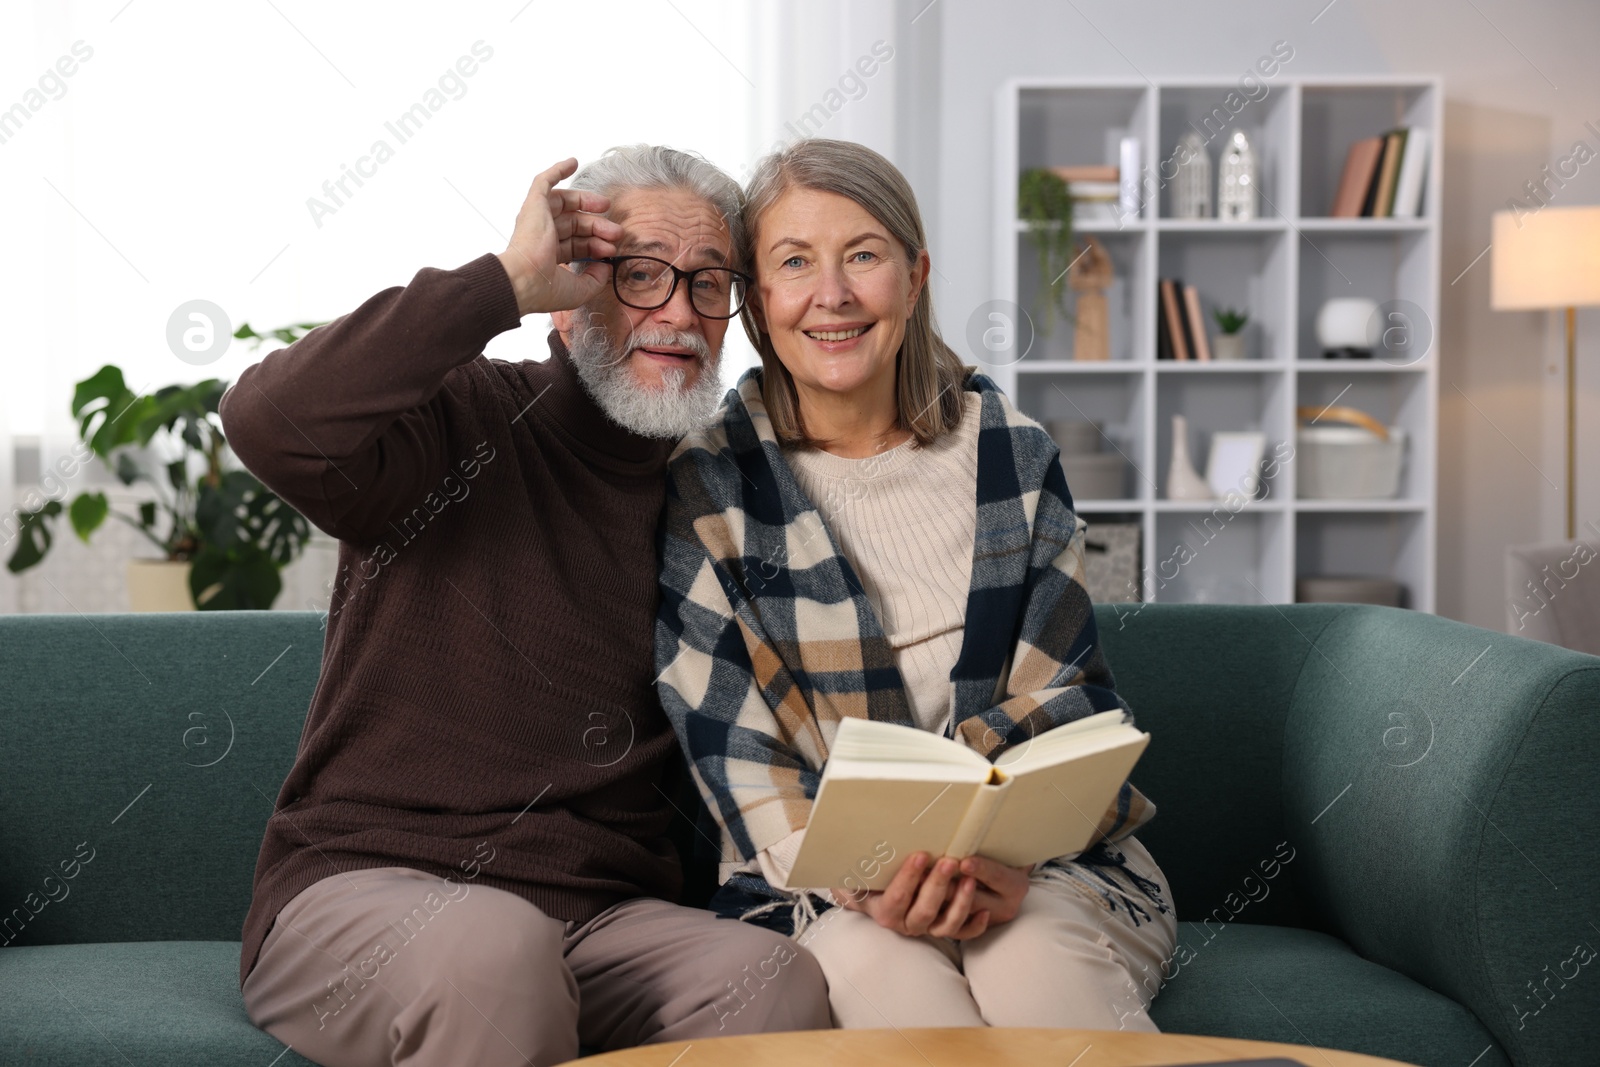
[1069,235,1113,361]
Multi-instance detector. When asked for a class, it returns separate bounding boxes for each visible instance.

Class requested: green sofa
[1,605,1595,1066]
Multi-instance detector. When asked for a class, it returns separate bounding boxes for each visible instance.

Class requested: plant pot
[126,559,194,612]
[1213,333,1248,361]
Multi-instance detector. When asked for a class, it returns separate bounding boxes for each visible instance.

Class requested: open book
[784,710,1150,891]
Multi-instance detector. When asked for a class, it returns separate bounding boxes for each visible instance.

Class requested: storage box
[1296,425,1406,499]
[1082,521,1141,603]
[1045,420,1104,456]
[1062,453,1127,500]
[1296,576,1406,608]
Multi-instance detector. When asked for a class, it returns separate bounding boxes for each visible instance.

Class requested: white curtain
[747,0,946,306]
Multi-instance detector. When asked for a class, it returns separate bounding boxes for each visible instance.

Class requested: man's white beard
[567,316,725,440]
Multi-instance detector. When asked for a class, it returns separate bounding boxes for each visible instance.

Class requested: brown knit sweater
[222,253,682,988]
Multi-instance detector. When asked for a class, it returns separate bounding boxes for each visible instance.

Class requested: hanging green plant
[1018,167,1077,337]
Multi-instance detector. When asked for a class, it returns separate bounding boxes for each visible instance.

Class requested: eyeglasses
[587,255,751,320]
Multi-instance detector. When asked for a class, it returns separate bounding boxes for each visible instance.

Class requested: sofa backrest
[1095,601,1341,931]
[2,603,1336,947]
[1,611,325,947]
[14,601,1588,966]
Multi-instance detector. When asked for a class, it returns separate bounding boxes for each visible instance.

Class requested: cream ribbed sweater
[742,392,983,889]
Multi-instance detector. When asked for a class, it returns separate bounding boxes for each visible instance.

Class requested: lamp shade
[1491,205,1600,310]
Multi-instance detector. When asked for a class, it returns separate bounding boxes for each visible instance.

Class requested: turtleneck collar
[527,330,674,474]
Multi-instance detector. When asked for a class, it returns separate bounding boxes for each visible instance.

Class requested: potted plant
[1212,306,1250,361]
[6,322,320,610]
[1018,168,1077,338]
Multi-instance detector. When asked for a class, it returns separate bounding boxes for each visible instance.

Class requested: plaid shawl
[655,368,1161,927]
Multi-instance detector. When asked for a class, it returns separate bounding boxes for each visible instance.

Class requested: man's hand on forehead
[496,157,625,318]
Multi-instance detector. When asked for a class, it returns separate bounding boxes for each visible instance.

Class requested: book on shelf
[1075,200,1126,224]
[1335,127,1426,218]
[1390,127,1429,217]
[1182,284,1212,362]
[1175,282,1200,361]
[1156,284,1175,361]
[1066,180,1121,201]
[1158,278,1191,361]
[783,710,1151,891]
[1371,128,1407,216]
[1357,135,1386,217]
[1048,164,1119,184]
[1330,136,1384,217]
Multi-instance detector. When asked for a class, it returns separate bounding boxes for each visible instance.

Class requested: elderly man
[223,148,830,1067]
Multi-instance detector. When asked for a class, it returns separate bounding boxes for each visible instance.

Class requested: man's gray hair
[570,145,745,269]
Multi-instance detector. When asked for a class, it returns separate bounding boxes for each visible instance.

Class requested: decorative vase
[1217,130,1258,222]
[1165,414,1215,500]
[126,559,194,612]
[1315,297,1381,358]
[1173,130,1211,219]
[1213,332,1247,361]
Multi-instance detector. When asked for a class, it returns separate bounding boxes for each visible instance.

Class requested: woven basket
[1295,405,1406,499]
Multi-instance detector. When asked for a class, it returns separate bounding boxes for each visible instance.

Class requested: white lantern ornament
[1217,129,1258,222]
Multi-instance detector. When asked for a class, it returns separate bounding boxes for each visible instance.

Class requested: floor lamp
[1490,205,1600,541]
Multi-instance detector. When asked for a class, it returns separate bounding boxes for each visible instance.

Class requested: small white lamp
[1491,205,1600,540]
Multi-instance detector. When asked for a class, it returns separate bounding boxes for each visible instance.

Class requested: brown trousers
[241,866,830,1066]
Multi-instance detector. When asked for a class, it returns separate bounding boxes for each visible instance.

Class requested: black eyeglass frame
[586,255,753,320]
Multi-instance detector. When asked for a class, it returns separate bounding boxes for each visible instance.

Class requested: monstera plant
[6,323,321,609]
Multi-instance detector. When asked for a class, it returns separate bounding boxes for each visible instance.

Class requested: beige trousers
[241,866,831,1067]
[796,836,1178,1031]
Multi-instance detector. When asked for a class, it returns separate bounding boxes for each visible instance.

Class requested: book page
[829,716,991,770]
[979,732,1149,867]
[993,709,1133,772]
[785,773,987,891]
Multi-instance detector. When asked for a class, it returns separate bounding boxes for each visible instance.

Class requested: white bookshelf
[991,77,1441,611]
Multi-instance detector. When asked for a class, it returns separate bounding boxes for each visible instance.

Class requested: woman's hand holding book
[835,851,1031,940]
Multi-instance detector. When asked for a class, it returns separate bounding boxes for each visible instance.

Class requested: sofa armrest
[1281,606,1600,1067]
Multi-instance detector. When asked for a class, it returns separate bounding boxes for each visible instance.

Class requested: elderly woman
[655,138,1177,1031]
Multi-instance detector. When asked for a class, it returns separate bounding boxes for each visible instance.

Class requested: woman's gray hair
[739,138,968,448]
[569,145,746,269]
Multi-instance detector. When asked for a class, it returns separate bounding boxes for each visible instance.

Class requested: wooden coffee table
[577,1028,1422,1066]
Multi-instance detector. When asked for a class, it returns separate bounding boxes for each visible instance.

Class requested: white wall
[920,0,1600,631]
